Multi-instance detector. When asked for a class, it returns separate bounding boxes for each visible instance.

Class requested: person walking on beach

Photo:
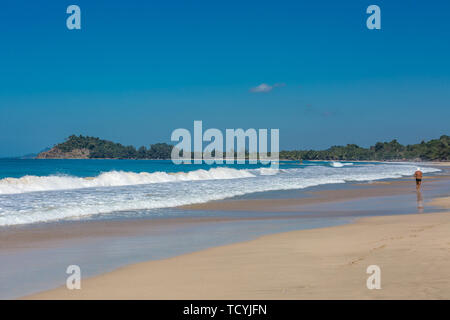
[414,167,423,190]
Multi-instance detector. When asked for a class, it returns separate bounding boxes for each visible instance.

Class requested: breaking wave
[330,161,354,167]
[0,168,255,195]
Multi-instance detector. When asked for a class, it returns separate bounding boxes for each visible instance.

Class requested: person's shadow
[416,190,424,213]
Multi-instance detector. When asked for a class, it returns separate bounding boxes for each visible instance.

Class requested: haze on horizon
[0,0,449,157]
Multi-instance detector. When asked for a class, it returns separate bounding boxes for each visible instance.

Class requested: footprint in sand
[348,244,387,265]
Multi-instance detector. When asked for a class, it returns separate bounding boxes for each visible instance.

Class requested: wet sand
[431,196,450,209]
[26,198,450,299]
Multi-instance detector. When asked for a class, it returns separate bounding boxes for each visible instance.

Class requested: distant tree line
[51,134,449,161]
[280,135,450,161]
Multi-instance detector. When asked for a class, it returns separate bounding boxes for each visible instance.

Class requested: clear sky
[0,0,449,157]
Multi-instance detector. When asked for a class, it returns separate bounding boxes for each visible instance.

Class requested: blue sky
[0,0,449,157]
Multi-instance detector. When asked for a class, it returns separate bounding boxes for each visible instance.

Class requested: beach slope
[27,200,450,300]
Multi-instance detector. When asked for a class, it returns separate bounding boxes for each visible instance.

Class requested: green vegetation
[53,135,174,159]
[43,134,449,161]
[280,135,450,161]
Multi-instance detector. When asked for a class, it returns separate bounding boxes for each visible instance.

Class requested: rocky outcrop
[36,148,90,159]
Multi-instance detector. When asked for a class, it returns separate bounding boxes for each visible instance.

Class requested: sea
[0,159,441,226]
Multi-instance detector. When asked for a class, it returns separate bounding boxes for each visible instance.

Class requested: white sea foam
[0,167,255,195]
[0,163,441,226]
[330,161,353,167]
[331,162,344,167]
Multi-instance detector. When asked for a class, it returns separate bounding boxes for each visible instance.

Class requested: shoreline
[4,174,447,248]
[181,175,449,212]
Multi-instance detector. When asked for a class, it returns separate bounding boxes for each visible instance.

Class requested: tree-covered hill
[37,135,174,159]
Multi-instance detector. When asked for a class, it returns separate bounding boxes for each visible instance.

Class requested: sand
[26,196,450,300]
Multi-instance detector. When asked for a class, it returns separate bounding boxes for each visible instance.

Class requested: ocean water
[0,159,441,226]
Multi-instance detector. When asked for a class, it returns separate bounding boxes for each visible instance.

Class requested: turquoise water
[0,158,276,179]
[1,158,375,179]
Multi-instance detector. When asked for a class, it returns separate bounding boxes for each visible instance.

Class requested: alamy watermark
[66,5,81,30]
[171,121,279,171]
[366,265,381,290]
[65,5,380,31]
[366,5,381,30]
[66,265,81,290]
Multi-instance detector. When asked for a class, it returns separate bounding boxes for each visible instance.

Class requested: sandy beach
[26,193,450,300]
[2,0,450,305]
